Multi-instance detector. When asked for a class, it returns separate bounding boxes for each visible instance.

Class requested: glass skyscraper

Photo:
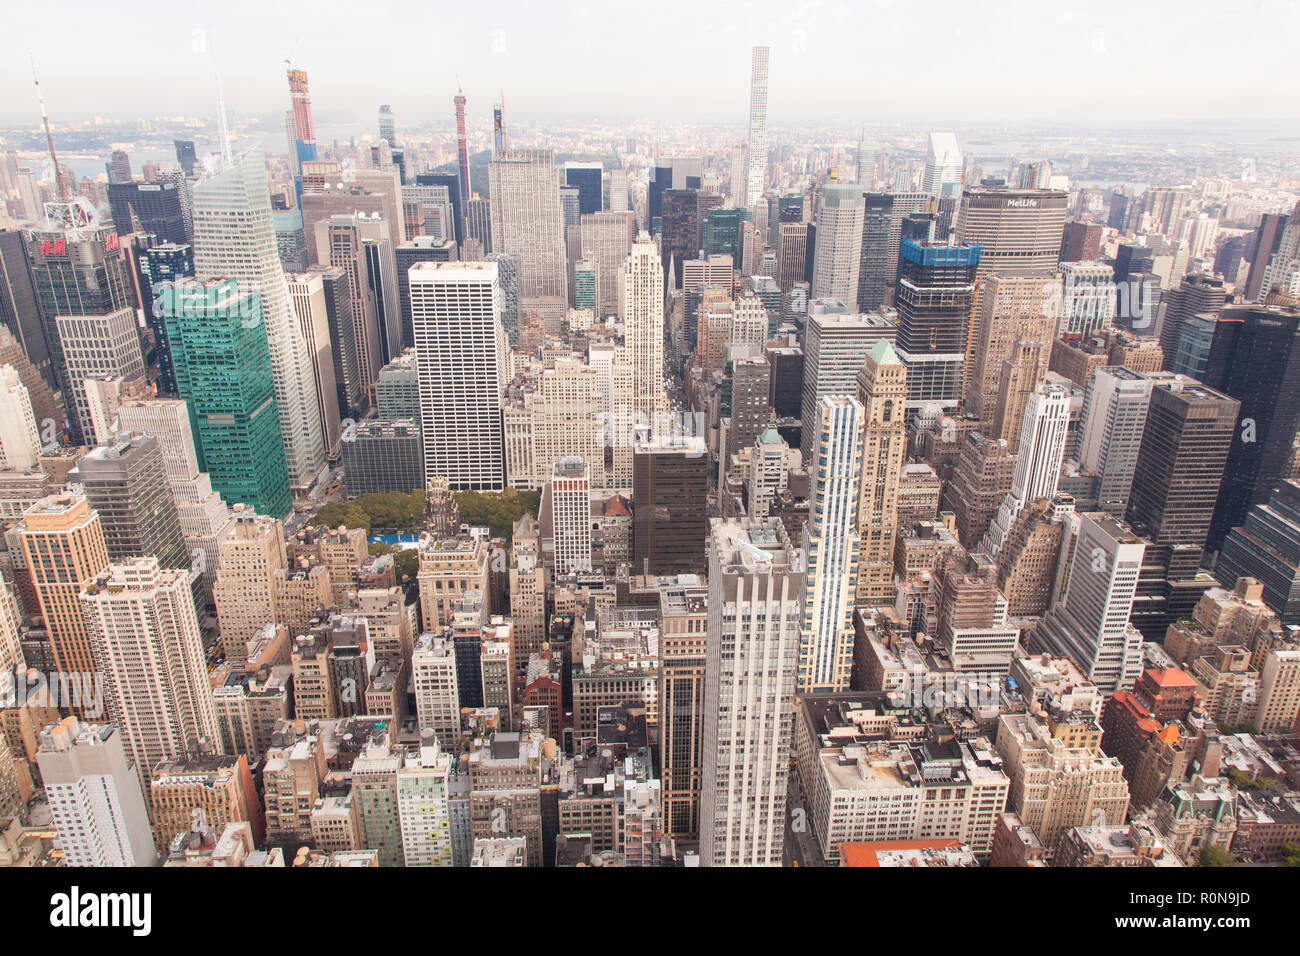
[157,277,291,519]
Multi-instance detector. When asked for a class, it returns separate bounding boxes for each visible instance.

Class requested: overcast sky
[3,0,1297,130]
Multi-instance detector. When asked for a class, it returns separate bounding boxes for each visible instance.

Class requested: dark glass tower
[1125,377,1239,638]
[139,241,194,397]
[893,239,981,415]
[1202,305,1300,551]
[107,181,187,244]
[564,164,603,215]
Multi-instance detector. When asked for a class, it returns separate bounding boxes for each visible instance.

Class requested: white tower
[549,456,592,575]
[37,718,157,867]
[799,396,863,694]
[409,261,508,490]
[745,46,770,210]
[983,383,1071,557]
[700,517,803,867]
[619,235,665,425]
[0,365,40,469]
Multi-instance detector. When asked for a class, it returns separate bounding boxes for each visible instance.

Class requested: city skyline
[2,2,1298,129]
[1,1,1299,898]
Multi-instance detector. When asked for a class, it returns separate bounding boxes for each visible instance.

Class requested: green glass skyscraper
[156,276,291,519]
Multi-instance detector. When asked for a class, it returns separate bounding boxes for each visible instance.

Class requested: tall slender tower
[744,46,770,210]
[286,68,317,205]
[798,396,863,695]
[454,88,471,226]
[982,384,1071,557]
[192,149,326,498]
[493,93,507,158]
[855,340,908,604]
[619,235,665,424]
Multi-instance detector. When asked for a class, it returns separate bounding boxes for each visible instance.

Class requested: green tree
[454,489,540,539]
[394,548,420,582]
[1199,846,1237,867]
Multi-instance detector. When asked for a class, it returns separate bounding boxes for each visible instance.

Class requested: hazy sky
[3,0,1298,130]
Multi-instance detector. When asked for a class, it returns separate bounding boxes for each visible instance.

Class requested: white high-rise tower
[798,396,863,694]
[0,364,40,470]
[409,261,508,490]
[192,148,326,494]
[700,517,803,867]
[922,132,964,199]
[745,46,770,210]
[619,235,665,425]
[983,383,1071,557]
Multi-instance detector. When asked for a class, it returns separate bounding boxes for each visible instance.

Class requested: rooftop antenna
[209,26,233,166]
[29,51,66,200]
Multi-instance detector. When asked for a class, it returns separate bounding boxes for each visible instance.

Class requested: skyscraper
[28,215,134,443]
[1029,514,1146,693]
[454,88,471,235]
[799,308,896,461]
[1215,481,1300,625]
[107,181,186,244]
[700,518,802,867]
[632,434,709,575]
[157,277,292,520]
[548,456,592,575]
[0,228,55,393]
[620,235,665,423]
[286,68,318,205]
[855,339,908,604]
[810,184,866,311]
[565,162,604,215]
[0,364,40,470]
[893,239,981,415]
[955,187,1069,274]
[581,211,636,317]
[36,718,156,867]
[966,270,1057,429]
[192,149,325,495]
[798,396,863,695]
[16,494,111,681]
[857,191,933,310]
[138,241,194,398]
[1202,305,1300,551]
[1125,375,1239,638]
[81,557,220,797]
[922,132,964,199]
[1074,367,1153,516]
[1158,272,1227,367]
[983,384,1072,557]
[54,306,145,444]
[409,262,507,490]
[286,271,343,461]
[76,433,189,573]
[493,95,507,158]
[488,149,567,299]
[744,46,770,209]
